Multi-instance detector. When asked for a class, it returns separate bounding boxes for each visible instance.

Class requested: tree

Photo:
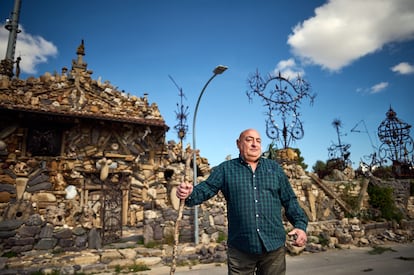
[312,160,327,179]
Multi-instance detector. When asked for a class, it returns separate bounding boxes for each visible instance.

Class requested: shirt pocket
[258,168,280,196]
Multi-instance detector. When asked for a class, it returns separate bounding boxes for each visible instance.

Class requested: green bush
[367,184,403,222]
[312,160,328,178]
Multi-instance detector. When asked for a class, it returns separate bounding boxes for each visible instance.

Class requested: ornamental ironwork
[169,75,189,159]
[327,118,352,169]
[377,106,413,173]
[246,71,315,149]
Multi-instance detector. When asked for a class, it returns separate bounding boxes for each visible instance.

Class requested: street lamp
[192,65,228,244]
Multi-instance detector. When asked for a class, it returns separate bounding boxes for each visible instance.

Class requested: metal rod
[192,65,227,244]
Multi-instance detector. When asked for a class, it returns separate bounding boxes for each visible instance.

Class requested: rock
[0,191,11,202]
[25,214,45,226]
[88,228,102,249]
[34,238,58,250]
[286,242,306,255]
[65,185,77,199]
[72,254,101,265]
[26,182,53,192]
[31,192,56,202]
[100,250,122,263]
[15,177,28,200]
[39,224,54,238]
[54,228,73,239]
[0,183,15,193]
[135,256,162,266]
[17,224,41,237]
[118,248,137,259]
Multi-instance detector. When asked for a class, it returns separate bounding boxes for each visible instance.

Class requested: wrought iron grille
[100,172,126,244]
[246,71,315,149]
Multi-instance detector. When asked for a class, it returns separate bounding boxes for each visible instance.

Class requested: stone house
[0,41,181,248]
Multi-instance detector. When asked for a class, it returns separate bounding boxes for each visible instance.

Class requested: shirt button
[255,200,258,203]
[257,228,260,232]
[256,214,259,217]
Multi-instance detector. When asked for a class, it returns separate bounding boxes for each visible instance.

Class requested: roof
[0,41,169,130]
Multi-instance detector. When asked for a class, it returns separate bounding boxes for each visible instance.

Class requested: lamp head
[213,65,228,75]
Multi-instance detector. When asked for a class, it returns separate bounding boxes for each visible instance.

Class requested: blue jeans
[227,245,286,275]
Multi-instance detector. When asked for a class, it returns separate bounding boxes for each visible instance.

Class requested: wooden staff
[170,159,188,274]
[170,198,185,274]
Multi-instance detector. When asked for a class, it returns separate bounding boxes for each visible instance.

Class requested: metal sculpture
[377,106,413,175]
[328,118,352,169]
[169,75,189,158]
[246,71,315,149]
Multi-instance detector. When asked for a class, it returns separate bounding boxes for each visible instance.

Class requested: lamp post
[192,65,228,244]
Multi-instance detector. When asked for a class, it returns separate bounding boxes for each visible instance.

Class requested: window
[27,127,62,156]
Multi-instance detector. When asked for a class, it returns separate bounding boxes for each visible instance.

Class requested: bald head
[237,129,262,164]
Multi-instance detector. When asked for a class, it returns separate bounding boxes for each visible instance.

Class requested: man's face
[237,129,262,163]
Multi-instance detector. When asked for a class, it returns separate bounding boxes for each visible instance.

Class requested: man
[176,128,307,275]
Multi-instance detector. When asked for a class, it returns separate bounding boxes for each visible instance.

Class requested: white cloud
[272,58,305,80]
[370,82,389,94]
[0,24,58,74]
[287,0,414,71]
[391,62,414,74]
[356,81,389,94]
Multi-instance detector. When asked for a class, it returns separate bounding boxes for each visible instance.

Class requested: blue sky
[1,0,413,170]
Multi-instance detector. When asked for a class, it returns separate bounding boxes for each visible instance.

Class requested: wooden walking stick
[170,161,189,275]
[170,198,185,274]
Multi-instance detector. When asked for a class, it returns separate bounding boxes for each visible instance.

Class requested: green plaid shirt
[185,156,308,254]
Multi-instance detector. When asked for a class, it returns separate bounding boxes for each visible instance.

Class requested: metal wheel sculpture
[377,106,413,168]
[246,71,315,149]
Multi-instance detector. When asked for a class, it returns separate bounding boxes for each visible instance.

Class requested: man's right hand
[176,182,193,200]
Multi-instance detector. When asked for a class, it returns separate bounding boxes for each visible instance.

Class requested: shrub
[367,184,403,222]
[312,160,328,178]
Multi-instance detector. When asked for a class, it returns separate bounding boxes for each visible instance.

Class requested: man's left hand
[288,228,307,247]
